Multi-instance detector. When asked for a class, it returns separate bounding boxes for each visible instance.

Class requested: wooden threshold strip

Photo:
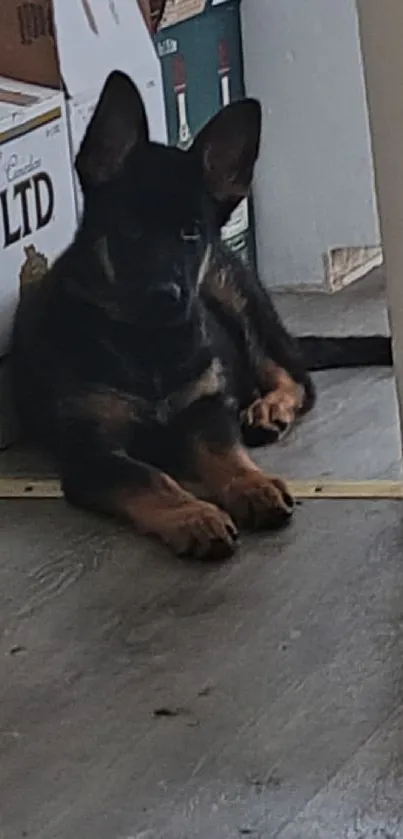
[0,477,402,500]
[290,479,403,499]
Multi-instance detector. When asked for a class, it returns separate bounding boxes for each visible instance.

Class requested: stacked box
[160,0,232,28]
[155,0,256,267]
[0,75,77,447]
[0,0,167,215]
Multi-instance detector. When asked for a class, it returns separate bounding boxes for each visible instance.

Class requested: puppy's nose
[148,283,182,308]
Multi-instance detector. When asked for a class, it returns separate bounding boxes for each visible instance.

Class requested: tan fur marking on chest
[153,358,224,422]
[62,361,223,432]
[63,390,147,434]
[179,358,223,409]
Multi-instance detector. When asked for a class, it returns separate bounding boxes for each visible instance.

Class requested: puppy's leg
[182,396,294,530]
[61,442,237,560]
[201,251,316,445]
[241,360,308,447]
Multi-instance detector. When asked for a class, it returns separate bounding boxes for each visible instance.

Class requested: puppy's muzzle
[145,282,186,324]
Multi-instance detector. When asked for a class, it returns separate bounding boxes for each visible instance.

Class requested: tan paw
[222,471,294,530]
[241,387,304,447]
[160,500,238,560]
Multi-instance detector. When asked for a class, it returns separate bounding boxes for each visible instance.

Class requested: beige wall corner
[356,0,403,446]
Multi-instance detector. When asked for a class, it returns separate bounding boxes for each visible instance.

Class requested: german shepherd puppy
[12,71,316,561]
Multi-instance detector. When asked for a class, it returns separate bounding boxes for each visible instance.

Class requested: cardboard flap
[149,0,167,32]
[161,0,206,28]
[52,0,161,98]
[0,76,60,125]
[0,0,59,88]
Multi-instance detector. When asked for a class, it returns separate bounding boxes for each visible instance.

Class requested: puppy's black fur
[13,71,315,560]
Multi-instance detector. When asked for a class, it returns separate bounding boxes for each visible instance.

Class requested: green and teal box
[155,0,257,268]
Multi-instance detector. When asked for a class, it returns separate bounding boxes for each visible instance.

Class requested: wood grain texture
[0,361,402,837]
[1,498,403,838]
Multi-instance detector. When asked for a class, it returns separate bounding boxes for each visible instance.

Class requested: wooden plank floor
[1,361,403,838]
[1,496,403,838]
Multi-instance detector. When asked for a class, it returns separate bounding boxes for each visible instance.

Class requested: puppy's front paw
[223,472,294,530]
[161,500,238,560]
[241,391,301,446]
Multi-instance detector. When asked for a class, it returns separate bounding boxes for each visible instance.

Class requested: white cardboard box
[53,0,168,213]
[0,0,168,216]
[0,76,77,359]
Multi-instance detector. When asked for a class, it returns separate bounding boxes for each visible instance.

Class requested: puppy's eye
[181,223,201,243]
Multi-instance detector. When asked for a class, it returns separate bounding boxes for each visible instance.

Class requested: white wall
[356,0,403,443]
[242,0,380,290]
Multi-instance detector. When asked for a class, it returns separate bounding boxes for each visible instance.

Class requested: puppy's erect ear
[76,71,149,187]
[191,99,261,212]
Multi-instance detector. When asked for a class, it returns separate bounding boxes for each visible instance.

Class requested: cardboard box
[160,0,231,28]
[0,1,58,88]
[138,0,153,32]
[139,0,167,33]
[0,76,77,359]
[0,0,168,213]
[156,1,255,266]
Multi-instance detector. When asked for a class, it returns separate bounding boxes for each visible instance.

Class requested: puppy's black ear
[191,99,261,213]
[76,71,149,187]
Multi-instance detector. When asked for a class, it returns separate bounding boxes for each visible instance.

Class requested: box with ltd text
[0,76,76,359]
[0,0,168,215]
[0,76,77,447]
[155,0,256,266]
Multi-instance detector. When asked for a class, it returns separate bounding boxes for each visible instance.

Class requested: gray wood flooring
[1,273,403,838]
